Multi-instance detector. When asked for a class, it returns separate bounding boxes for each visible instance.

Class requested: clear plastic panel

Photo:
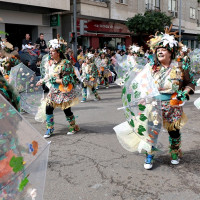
[0,94,49,200]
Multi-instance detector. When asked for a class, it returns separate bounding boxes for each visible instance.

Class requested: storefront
[77,19,132,50]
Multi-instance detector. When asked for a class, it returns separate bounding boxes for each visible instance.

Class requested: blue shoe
[81,98,86,103]
[44,128,54,138]
[144,154,154,170]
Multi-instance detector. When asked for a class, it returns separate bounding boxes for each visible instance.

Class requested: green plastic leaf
[122,87,126,95]
[9,156,24,173]
[132,83,138,90]
[131,111,135,116]
[139,114,147,121]
[127,94,131,102]
[129,119,135,127]
[124,101,128,106]
[138,104,146,111]
[124,76,130,82]
[134,91,141,98]
[18,176,29,192]
[138,125,146,136]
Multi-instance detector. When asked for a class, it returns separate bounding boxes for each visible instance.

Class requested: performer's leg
[44,104,54,138]
[104,76,109,88]
[64,107,80,135]
[168,129,181,164]
[81,83,87,102]
[144,146,156,170]
[92,87,101,101]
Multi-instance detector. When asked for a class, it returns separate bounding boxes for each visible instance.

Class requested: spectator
[22,33,32,50]
[117,42,122,50]
[35,33,48,56]
[77,49,84,61]
[122,42,126,52]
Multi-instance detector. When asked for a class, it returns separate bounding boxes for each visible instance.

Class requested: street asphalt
[25,84,200,200]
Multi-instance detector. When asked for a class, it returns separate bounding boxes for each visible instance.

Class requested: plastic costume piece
[114,62,162,153]
[115,44,147,86]
[9,63,44,115]
[0,93,49,199]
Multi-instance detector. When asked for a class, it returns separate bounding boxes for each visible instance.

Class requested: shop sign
[77,19,130,34]
[50,14,60,27]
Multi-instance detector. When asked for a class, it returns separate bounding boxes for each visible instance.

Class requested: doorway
[5,24,36,50]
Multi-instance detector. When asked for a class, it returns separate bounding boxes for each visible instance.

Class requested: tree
[126,11,172,35]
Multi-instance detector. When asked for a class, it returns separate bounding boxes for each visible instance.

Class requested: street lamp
[178,0,182,42]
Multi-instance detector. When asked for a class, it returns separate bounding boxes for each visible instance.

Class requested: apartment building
[144,0,200,48]
[0,0,199,49]
[0,0,70,48]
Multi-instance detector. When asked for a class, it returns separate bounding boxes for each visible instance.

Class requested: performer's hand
[36,81,42,86]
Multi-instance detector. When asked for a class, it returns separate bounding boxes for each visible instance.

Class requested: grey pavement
[25,84,200,200]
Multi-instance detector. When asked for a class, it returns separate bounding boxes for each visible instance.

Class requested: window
[190,8,196,19]
[168,0,177,12]
[115,0,127,4]
[145,0,160,10]
[183,40,188,46]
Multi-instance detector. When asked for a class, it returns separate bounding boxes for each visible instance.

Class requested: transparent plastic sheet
[115,55,147,86]
[39,54,49,78]
[189,48,200,73]
[114,63,164,153]
[9,63,44,115]
[0,94,49,200]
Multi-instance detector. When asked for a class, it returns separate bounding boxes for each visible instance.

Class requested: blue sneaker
[144,154,154,170]
[81,98,86,103]
[44,128,54,138]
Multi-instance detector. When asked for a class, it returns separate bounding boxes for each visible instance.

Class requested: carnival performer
[144,27,196,169]
[114,26,196,170]
[36,37,80,138]
[99,51,111,88]
[0,38,20,79]
[81,53,101,102]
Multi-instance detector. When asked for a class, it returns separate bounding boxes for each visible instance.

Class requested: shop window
[145,0,160,10]
[190,8,196,19]
[196,41,199,48]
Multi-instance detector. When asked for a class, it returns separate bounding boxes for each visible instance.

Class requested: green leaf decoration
[138,125,146,136]
[132,83,138,90]
[138,104,146,111]
[124,101,128,106]
[18,176,29,192]
[129,119,135,127]
[139,114,147,121]
[127,94,131,102]
[131,111,135,116]
[134,91,141,98]
[122,87,126,95]
[9,156,24,173]
[124,76,130,82]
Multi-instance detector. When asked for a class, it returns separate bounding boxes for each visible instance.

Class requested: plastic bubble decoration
[189,48,200,74]
[9,63,44,115]
[0,94,50,200]
[116,63,163,153]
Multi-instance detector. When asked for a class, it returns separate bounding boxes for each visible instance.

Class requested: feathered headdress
[48,34,67,53]
[129,44,144,57]
[147,24,181,54]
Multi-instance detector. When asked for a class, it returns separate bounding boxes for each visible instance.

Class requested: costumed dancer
[99,51,111,88]
[36,36,80,138]
[0,38,20,80]
[114,25,196,170]
[81,53,101,102]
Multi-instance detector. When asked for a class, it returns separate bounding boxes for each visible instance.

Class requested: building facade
[0,0,70,48]
[0,0,200,50]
